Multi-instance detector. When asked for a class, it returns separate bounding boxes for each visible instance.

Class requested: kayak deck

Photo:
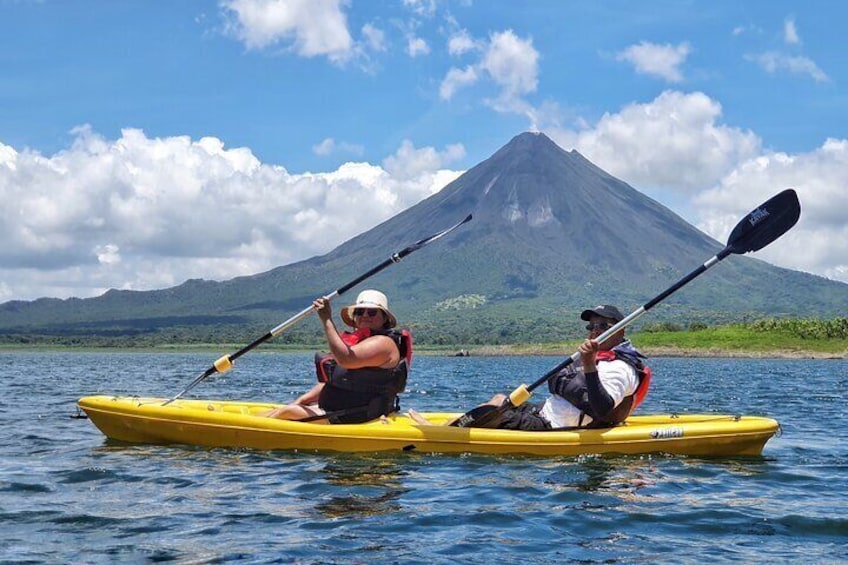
[77,395,779,457]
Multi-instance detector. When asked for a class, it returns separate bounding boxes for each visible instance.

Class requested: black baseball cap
[580,305,624,322]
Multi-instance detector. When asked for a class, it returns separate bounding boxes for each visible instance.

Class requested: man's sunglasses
[586,322,613,331]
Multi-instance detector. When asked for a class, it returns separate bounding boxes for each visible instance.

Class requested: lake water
[1,350,846,564]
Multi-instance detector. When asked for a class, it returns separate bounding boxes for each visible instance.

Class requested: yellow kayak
[77,395,779,457]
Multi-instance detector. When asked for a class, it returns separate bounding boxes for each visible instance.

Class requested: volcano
[2,132,846,344]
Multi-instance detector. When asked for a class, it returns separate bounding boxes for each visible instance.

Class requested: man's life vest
[594,349,652,411]
[547,341,651,428]
[313,328,413,424]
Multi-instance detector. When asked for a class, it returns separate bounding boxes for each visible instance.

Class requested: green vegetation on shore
[1,318,845,359]
[632,317,847,358]
[462,317,847,358]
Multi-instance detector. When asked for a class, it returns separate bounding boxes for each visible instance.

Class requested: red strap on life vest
[341,328,372,346]
[399,328,413,367]
[343,328,413,366]
[632,365,651,410]
[593,350,650,410]
[595,350,616,362]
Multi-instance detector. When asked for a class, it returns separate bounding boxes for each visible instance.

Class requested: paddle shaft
[228,249,429,361]
[456,189,800,427]
[523,249,730,394]
[164,214,472,404]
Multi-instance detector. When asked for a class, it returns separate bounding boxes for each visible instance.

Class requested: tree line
[1,317,845,347]
[641,317,848,340]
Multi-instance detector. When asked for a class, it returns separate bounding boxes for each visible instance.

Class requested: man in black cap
[481,304,651,430]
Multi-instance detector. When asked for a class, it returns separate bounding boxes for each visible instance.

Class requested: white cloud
[696,138,848,282]
[447,29,477,56]
[545,90,848,284]
[746,51,829,83]
[0,128,462,301]
[784,17,800,45]
[549,91,761,194]
[95,244,121,265]
[481,30,539,99]
[407,36,430,57]
[221,0,353,62]
[361,23,386,52]
[439,65,478,100]
[382,139,465,181]
[403,0,437,18]
[312,138,336,156]
[440,29,539,117]
[312,137,364,157]
[616,41,691,83]
[732,24,763,37]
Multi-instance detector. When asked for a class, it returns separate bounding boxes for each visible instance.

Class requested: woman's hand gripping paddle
[163,214,473,405]
[452,189,801,428]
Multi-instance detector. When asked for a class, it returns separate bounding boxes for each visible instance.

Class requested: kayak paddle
[164,213,473,405]
[452,188,801,428]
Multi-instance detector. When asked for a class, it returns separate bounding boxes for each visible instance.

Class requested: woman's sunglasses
[353,308,381,317]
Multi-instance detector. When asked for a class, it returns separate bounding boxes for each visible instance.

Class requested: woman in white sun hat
[264,289,412,424]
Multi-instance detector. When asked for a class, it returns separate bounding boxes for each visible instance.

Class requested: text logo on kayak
[651,427,684,439]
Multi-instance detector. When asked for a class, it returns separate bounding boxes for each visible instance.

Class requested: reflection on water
[313,457,410,518]
[573,456,659,493]
[314,490,404,519]
[537,455,662,499]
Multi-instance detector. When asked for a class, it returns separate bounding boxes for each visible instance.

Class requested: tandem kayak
[77,396,779,457]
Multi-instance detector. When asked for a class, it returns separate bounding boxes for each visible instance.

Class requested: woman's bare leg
[261,404,328,423]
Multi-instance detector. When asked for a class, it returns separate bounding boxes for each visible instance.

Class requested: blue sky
[0,0,846,302]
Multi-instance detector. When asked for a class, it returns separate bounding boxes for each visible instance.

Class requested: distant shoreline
[2,343,843,360]
[641,346,844,360]
[446,344,845,360]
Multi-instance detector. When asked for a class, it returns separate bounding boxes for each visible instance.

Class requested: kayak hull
[78,396,779,457]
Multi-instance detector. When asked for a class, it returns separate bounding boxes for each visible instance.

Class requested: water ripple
[1,353,846,563]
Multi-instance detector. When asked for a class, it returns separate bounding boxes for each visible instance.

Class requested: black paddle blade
[727,189,800,254]
[448,404,505,428]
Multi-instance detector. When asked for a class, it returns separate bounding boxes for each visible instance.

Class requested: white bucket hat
[341,289,397,328]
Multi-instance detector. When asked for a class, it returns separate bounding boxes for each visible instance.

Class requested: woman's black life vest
[547,342,651,428]
[314,328,413,424]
